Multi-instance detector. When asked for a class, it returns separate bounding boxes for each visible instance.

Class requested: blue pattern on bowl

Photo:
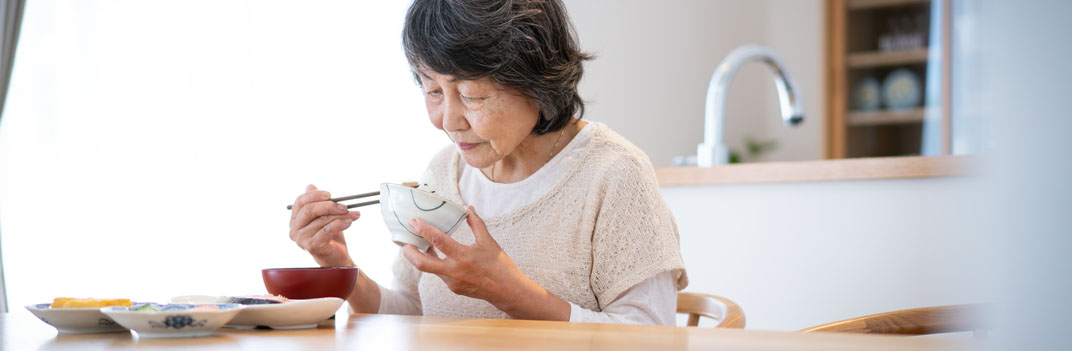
[126,303,243,311]
[149,315,207,329]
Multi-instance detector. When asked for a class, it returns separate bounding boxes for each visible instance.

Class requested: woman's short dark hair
[402,0,592,135]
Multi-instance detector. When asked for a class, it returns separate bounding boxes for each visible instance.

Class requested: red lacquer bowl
[262,267,358,300]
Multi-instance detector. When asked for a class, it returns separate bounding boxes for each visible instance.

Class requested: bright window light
[0,0,445,308]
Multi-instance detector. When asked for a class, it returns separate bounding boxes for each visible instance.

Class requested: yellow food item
[50,297,132,308]
[63,299,101,308]
[50,297,75,308]
[100,299,132,307]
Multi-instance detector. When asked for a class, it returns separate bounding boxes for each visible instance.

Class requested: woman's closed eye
[425,89,443,98]
[461,95,487,103]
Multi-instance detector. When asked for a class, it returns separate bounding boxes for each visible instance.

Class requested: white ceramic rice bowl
[379,183,467,251]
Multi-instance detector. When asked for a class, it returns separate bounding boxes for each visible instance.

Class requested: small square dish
[170,295,344,329]
[25,303,128,334]
[100,303,244,338]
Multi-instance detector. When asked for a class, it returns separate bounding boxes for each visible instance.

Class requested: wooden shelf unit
[847,48,930,67]
[847,0,931,10]
[846,108,928,126]
[826,0,952,159]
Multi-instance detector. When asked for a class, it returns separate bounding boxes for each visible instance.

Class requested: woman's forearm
[346,261,382,314]
[496,276,571,321]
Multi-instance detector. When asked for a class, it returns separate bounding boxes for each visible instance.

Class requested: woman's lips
[457,142,480,151]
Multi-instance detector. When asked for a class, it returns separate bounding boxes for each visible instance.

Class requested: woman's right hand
[289,184,362,267]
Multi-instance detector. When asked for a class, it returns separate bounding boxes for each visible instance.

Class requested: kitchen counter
[656,154,987,330]
[655,155,977,186]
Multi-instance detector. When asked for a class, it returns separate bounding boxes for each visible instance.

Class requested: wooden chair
[799,304,985,336]
[676,292,746,328]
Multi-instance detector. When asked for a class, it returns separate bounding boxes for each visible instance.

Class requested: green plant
[729,136,778,164]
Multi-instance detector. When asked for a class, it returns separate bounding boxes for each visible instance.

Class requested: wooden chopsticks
[286,182,419,210]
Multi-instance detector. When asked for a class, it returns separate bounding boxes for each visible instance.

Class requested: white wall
[662,175,989,331]
[566,0,825,166]
[979,0,1072,349]
[0,249,5,313]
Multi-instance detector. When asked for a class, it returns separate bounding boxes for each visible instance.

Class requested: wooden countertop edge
[655,155,979,186]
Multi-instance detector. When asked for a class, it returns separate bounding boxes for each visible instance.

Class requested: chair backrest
[676,292,745,328]
[799,304,985,335]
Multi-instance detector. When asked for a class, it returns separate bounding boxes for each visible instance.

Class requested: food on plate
[50,298,132,308]
[132,303,164,312]
[227,294,289,305]
[130,303,222,312]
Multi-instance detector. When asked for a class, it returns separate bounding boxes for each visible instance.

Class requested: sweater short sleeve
[589,151,688,310]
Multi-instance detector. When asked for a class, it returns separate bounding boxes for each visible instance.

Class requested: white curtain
[0,0,26,314]
[0,1,443,309]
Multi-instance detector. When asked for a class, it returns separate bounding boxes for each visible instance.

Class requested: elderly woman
[288,0,686,325]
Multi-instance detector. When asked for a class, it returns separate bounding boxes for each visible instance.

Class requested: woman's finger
[306,217,353,253]
[297,216,344,251]
[402,244,450,275]
[409,218,463,257]
[465,206,494,245]
[292,212,356,242]
[290,186,331,220]
[291,185,327,210]
[293,201,349,230]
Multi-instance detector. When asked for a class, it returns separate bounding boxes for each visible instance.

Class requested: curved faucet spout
[697,45,804,167]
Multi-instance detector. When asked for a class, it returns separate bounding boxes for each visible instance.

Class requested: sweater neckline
[446,122,604,225]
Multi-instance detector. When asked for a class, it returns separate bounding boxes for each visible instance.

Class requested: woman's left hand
[402,206,570,321]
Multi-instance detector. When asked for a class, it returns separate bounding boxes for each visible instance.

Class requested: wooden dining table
[2,310,975,350]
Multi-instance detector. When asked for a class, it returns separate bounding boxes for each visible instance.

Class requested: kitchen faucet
[696,45,804,167]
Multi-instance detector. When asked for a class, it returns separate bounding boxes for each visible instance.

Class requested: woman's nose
[441,94,469,132]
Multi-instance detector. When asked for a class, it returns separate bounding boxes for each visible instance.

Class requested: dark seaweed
[228,297,282,305]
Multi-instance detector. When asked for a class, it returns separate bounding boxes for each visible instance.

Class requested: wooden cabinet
[826,0,952,158]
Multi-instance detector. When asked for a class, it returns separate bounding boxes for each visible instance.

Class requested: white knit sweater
[386,123,688,318]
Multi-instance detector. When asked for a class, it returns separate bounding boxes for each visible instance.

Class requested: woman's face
[418,69,540,169]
